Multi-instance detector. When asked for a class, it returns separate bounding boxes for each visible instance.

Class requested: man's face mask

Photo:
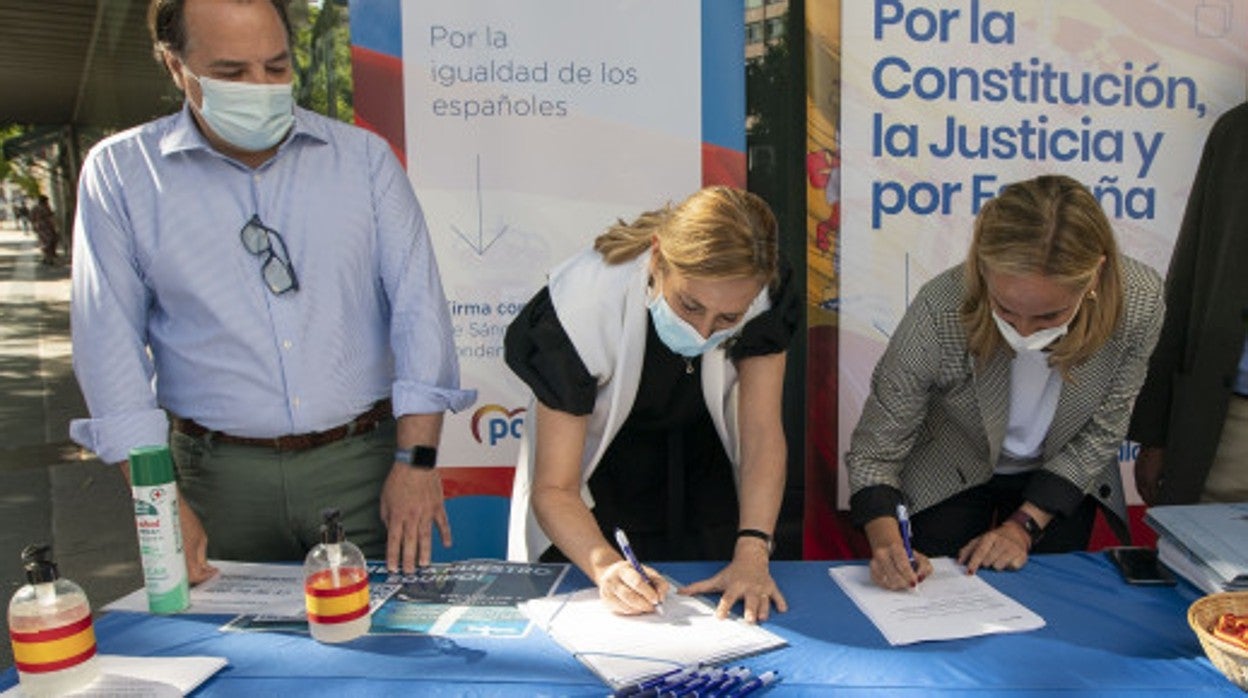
[185,69,294,152]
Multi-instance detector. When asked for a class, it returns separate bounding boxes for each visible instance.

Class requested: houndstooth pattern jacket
[846,255,1164,543]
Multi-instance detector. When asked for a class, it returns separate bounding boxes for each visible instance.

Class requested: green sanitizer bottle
[129,445,191,614]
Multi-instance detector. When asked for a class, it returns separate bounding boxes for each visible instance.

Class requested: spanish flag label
[305,568,370,624]
[10,614,97,674]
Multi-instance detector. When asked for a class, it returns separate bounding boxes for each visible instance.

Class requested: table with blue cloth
[0,553,1236,696]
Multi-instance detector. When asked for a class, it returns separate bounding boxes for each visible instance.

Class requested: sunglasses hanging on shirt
[240,215,299,295]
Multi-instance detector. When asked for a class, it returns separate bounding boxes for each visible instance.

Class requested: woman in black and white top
[504,186,797,622]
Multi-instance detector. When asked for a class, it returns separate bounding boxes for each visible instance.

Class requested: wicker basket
[1188,591,1248,691]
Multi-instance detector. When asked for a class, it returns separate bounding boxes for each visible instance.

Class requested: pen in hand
[613,527,664,612]
[897,503,919,573]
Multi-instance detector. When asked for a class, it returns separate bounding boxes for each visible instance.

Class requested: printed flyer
[222,560,568,639]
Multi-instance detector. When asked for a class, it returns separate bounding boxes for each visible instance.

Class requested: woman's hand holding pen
[864,516,931,590]
[596,558,670,616]
[681,538,787,624]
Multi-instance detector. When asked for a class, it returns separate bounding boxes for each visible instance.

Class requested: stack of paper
[1146,502,1248,594]
[519,582,786,689]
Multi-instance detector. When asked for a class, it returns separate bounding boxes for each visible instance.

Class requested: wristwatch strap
[1006,510,1044,547]
[394,445,438,469]
[737,528,774,556]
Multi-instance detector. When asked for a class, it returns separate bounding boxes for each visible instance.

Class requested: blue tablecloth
[1,553,1238,696]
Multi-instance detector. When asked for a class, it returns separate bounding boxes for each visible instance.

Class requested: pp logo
[470,404,526,446]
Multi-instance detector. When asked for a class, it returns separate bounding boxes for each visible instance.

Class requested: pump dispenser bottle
[8,544,100,696]
[304,508,370,643]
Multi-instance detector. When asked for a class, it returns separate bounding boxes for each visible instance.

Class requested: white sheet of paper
[829,557,1045,645]
[0,655,227,697]
[520,582,786,689]
[105,560,305,616]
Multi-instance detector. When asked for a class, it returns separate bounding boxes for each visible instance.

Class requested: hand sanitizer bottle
[129,445,190,613]
[304,508,370,643]
[8,544,100,697]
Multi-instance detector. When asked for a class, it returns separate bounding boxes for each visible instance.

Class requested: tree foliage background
[291,0,353,122]
[746,35,792,142]
[0,126,47,197]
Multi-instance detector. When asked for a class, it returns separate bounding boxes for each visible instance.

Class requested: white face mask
[992,310,1073,352]
[186,70,294,152]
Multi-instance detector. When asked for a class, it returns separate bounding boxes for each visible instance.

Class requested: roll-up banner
[810,0,1248,555]
[350,0,745,560]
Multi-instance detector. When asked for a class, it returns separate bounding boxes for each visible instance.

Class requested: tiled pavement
[0,221,142,671]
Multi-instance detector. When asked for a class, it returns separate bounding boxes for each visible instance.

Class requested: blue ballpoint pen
[897,503,919,572]
[724,670,778,697]
[670,667,721,696]
[703,667,750,697]
[614,527,664,610]
[613,665,693,697]
[632,667,702,698]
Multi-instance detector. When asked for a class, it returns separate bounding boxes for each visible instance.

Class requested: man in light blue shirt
[71,0,475,580]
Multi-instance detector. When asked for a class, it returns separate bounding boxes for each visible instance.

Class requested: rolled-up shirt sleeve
[69,411,169,466]
[69,145,169,464]
[372,139,476,416]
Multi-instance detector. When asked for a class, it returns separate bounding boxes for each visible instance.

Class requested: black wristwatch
[1007,510,1045,547]
[737,528,774,556]
[394,445,438,469]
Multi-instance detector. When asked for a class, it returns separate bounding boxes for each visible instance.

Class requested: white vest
[506,248,770,561]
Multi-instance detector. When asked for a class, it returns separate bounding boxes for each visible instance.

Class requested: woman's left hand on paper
[957,524,1030,573]
[680,542,787,623]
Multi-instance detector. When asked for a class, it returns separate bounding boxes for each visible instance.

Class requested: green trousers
[169,420,394,561]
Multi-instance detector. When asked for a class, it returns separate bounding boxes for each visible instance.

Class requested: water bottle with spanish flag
[8,544,99,696]
[304,508,370,643]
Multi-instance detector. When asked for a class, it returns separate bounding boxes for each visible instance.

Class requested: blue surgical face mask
[647,281,741,358]
[186,70,294,152]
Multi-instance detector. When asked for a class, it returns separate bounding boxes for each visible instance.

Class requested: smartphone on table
[1106,546,1176,586]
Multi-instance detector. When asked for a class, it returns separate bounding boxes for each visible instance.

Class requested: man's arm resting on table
[381,412,448,573]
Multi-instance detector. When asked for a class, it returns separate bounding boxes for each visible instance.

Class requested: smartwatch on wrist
[737,528,774,556]
[1006,510,1044,548]
[394,445,438,470]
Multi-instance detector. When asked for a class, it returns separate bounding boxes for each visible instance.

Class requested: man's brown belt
[170,399,392,452]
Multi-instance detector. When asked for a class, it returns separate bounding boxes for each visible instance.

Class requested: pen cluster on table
[611,664,780,697]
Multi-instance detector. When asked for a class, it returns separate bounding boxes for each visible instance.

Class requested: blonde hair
[593,186,780,287]
[962,174,1123,375]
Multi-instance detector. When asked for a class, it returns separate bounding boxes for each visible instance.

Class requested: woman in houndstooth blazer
[846,175,1164,591]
